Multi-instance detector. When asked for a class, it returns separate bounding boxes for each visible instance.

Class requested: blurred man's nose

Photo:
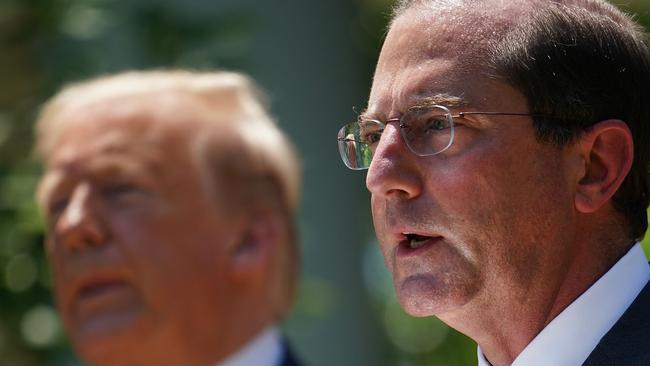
[365,124,422,201]
[55,184,108,251]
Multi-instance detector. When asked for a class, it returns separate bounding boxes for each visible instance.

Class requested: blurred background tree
[0,0,648,365]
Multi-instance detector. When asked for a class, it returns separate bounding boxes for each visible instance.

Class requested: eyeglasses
[337,104,538,170]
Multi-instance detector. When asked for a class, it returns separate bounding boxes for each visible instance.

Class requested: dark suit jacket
[583,280,650,365]
[279,342,302,366]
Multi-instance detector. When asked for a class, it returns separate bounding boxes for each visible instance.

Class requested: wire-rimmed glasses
[337,104,537,170]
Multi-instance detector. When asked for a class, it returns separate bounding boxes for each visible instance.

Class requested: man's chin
[398,293,446,317]
[396,274,472,317]
[70,310,151,365]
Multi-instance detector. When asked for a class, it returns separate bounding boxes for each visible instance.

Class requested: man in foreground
[35,70,302,366]
[337,0,650,364]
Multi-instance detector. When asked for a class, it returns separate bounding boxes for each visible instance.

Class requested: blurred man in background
[338,0,650,364]
[35,70,302,366]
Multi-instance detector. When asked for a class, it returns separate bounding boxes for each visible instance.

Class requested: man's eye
[101,183,141,198]
[424,116,451,131]
[362,132,382,145]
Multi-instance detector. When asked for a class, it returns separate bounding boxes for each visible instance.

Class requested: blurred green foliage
[0,0,649,365]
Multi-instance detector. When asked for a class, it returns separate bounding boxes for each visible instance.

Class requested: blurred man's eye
[101,183,142,199]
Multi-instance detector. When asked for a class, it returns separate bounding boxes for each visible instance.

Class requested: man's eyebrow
[36,171,64,206]
[358,108,372,121]
[359,93,470,121]
[410,94,470,109]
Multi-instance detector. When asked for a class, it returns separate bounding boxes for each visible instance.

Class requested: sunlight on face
[37,94,246,366]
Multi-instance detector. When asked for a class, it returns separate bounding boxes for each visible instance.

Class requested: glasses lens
[400,105,454,156]
[337,120,383,170]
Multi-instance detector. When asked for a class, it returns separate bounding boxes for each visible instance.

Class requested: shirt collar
[217,327,283,366]
[478,242,650,366]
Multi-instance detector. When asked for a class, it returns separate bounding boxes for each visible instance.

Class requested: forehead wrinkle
[372,18,489,115]
[396,64,471,110]
[45,148,163,193]
[89,151,162,179]
[52,126,163,168]
[367,1,530,122]
[44,124,175,201]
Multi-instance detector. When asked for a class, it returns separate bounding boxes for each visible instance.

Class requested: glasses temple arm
[456,112,551,118]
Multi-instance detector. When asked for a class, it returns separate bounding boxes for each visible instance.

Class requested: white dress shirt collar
[217,327,283,366]
[478,242,650,366]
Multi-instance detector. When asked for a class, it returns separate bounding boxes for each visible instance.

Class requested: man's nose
[54,184,108,251]
[366,124,422,200]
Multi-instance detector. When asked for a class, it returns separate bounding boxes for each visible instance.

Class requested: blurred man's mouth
[78,280,130,304]
[75,278,134,318]
[68,272,143,337]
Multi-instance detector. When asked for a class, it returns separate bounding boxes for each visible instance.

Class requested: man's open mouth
[78,280,128,300]
[398,233,441,254]
[405,233,431,249]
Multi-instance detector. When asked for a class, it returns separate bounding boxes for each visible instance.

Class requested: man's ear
[575,120,634,213]
[229,207,281,279]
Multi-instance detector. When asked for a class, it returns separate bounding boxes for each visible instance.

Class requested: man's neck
[441,239,634,366]
[478,243,649,366]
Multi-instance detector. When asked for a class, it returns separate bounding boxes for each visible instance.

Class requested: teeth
[409,237,428,249]
[406,234,430,249]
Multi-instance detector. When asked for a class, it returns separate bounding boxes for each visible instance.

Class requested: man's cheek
[368,208,392,271]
